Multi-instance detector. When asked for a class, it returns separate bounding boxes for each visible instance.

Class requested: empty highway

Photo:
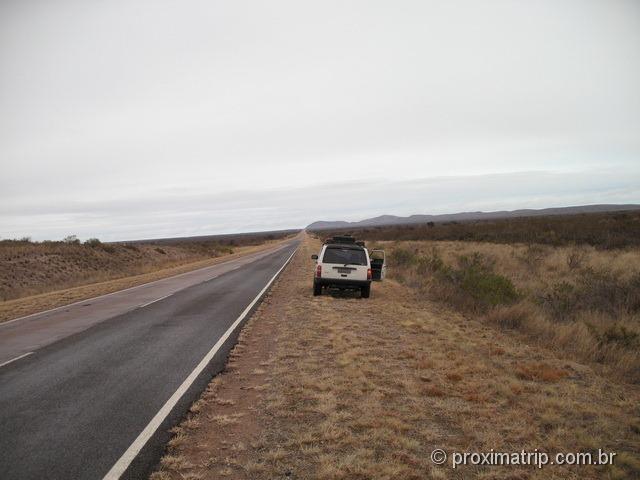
[0,239,298,480]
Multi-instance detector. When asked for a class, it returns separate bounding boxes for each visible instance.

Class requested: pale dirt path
[151,233,639,480]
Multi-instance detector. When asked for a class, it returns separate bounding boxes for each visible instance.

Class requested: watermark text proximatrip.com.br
[429,448,616,469]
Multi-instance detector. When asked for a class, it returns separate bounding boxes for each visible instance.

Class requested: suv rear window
[322,247,367,265]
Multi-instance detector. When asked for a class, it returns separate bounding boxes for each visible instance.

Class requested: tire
[361,285,371,298]
[313,282,322,296]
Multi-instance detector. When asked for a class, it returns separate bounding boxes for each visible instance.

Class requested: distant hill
[306,204,640,230]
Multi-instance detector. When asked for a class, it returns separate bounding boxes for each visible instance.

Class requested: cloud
[1,0,639,240]
[1,168,638,241]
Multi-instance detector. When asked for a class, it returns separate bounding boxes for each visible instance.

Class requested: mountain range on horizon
[306,204,640,230]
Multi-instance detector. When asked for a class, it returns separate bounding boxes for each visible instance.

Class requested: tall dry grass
[375,239,640,383]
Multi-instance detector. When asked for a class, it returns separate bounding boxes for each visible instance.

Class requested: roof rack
[323,235,367,248]
[327,235,356,245]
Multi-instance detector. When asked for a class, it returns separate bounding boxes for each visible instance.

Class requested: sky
[1,0,639,241]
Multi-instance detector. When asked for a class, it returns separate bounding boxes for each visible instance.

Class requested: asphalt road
[0,242,297,366]
[0,240,298,480]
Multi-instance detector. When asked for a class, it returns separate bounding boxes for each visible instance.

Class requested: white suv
[311,236,372,298]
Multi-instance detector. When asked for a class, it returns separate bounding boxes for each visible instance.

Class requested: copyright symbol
[431,449,447,465]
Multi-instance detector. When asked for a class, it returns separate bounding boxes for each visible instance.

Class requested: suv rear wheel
[313,282,322,296]
[361,285,371,298]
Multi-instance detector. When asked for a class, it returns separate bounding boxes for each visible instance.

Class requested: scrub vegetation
[317,211,640,383]
[314,209,640,249]
[0,230,294,301]
[375,240,640,383]
[0,230,295,322]
[151,233,640,480]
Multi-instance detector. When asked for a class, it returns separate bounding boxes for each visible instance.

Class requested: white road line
[102,247,297,480]
[138,294,173,309]
[0,351,34,368]
[0,242,290,328]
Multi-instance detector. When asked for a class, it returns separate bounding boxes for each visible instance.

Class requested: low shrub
[461,270,518,308]
[441,254,519,310]
[84,238,102,247]
[539,282,577,320]
[578,270,640,316]
[540,269,640,320]
[389,247,417,267]
[518,244,546,268]
[595,324,640,348]
[100,244,116,254]
[415,248,445,275]
[390,247,518,312]
[566,249,587,270]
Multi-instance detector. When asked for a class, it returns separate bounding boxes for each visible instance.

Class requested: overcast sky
[1,0,639,241]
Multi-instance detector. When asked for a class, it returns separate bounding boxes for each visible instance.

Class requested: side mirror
[311,254,318,260]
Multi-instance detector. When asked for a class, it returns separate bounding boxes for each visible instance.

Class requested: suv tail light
[316,264,322,278]
[367,268,372,280]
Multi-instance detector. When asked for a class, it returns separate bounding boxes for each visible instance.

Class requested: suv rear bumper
[314,278,371,289]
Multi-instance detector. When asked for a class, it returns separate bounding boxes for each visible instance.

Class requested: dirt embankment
[151,234,640,480]
[0,237,290,323]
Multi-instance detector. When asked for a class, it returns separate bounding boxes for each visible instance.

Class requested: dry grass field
[150,234,640,480]
[369,239,640,384]
[317,212,640,383]
[0,231,294,322]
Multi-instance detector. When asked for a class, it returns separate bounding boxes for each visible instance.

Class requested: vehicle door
[369,249,386,281]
